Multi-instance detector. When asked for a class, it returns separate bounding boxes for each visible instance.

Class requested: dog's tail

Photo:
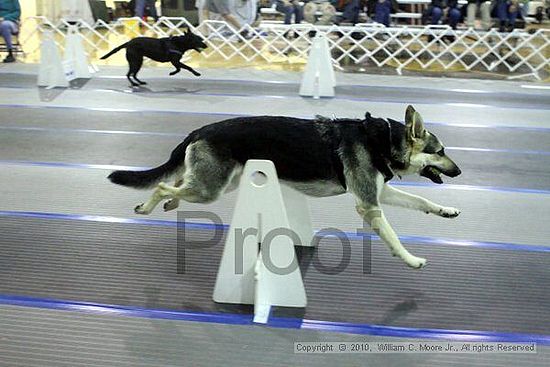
[100,42,129,60]
[108,136,192,189]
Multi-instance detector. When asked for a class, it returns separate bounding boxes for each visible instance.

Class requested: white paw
[437,206,460,218]
[163,199,179,212]
[404,255,427,269]
[134,203,151,215]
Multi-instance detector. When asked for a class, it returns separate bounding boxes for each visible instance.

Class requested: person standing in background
[493,0,519,31]
[429,0,461,29]
[374,0,392,26]
[134,0,159,21]
[0,0,20,63]
[274,0,303,25]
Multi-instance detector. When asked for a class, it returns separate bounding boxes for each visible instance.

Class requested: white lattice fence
[20,16,550,78]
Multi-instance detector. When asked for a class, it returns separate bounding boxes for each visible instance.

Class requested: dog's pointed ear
[405,105,415,124]
[405,105,426,141]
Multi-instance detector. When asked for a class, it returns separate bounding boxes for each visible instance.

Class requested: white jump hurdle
[299,34,336,99]
[37,26,94,89]
[37,30,69,88]
[212,160,314,324]
[63,25,93,79]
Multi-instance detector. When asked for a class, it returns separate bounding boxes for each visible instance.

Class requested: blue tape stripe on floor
[0,125,188,137]
[2,126,549,156]
[2,82,549,111]
[98,75,550,98]
[0,160,150,171]
[0,103,549,132]
[1,210,549,253]
[0,294,548,344]
[1,158,549,195]
[0,103,247,118]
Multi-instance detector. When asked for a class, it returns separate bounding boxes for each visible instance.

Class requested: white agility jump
[20,16,550,79]
[213,160,314,324]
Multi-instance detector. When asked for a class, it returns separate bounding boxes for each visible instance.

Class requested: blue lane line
[2,126,550,157]
[390,181,550,196]
[2,159,549,195]
[1,210,549,253]
[446,146,550,157]
[0,294,548,344]
[1,103,550,132]
[0,125,188,138]
[0,160,151,171]
[2,81,549,111]
[7,71,550,98]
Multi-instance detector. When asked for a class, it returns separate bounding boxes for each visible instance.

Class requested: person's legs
[496,0,508,31]
[275,2,294,24]
[479,1,492,30]
[303,2,317,24]
[343,0,360,24]
[466,3,477,27]
[448,7,461,29]
[222,13,244,30]
[431,6,443,24]
[375,0,391,26]
[0,21,13,50]
[147,0,159,21]
[507,5,519,29]
[1,21,17,63]
[134,0,146,18]
[208,0,243,30]
[293,3,304,23]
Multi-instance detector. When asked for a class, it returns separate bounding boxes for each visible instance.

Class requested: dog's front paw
[438,207,460,218]
[193,72,201,77]
[404,255,427,269]
[134,203,151,215]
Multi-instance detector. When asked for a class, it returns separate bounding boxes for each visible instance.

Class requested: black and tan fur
[108,105,461,269]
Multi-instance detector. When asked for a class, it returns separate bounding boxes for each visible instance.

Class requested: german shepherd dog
[100,30,208,86]
[108,106,461,269]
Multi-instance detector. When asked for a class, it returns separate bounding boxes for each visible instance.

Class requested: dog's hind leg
[134,141,240,215]
[126,69,139,87]
[163,177,184,212]
[127,52,146,85]
[380,184,460,218]
[169,60,181,76]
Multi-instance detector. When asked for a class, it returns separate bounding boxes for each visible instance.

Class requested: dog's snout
[448,167,461,177]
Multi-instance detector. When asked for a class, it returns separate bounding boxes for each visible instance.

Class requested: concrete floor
[0,63,549,366]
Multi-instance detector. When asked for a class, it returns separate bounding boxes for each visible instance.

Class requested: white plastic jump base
[212,160,312,324]
[63,25,93,79]
[299,35,336,99]
[37,31,69,88]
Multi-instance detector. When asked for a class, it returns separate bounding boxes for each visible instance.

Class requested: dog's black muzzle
[446,166,462,178]
[420,165,461,184]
